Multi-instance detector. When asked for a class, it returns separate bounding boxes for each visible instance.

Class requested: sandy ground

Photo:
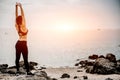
[44,67,120,80]
[0,67,120,80]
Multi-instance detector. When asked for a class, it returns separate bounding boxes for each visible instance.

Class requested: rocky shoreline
[0,61,55,80]
[75,53,120,74]
[0,53,120,80]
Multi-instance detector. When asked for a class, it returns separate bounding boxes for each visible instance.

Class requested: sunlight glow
[54,23,75,32]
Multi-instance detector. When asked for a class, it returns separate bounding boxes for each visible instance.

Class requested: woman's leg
[15,41,21,71]
[22,42,29,72]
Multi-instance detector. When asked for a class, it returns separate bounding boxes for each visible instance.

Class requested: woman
[15,2,31,75]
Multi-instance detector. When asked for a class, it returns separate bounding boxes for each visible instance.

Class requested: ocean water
[0,28,120,67]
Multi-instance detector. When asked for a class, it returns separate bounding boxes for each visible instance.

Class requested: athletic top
[18,25,28,36]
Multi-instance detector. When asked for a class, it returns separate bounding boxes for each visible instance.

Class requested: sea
[0,28,120,67]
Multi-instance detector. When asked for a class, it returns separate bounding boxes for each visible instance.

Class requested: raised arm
[15,3,18,20]
[19,3,26,25]
[19,3,25,17]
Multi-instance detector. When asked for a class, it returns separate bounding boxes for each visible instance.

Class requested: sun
[54,23,75,32]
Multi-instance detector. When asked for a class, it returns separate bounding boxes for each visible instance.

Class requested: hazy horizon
[0,28,120,67]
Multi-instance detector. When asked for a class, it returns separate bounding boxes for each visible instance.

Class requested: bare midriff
[18,35,27,41]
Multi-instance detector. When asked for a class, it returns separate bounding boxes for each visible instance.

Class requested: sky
[0,0,120,30]
[0,0,120,67]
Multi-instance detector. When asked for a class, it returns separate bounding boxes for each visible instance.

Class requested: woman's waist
[18,38,27,42]
[18,36,27,41]
[17,40,27,44]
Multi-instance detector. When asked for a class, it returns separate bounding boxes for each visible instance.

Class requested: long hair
[16,16,22,25]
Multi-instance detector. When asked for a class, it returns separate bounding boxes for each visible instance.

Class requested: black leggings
[15,41,29,72]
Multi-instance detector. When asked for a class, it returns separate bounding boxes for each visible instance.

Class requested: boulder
[52,78,58,80]
[86,61,95,66]
[31,70,48,78]
[99,55,105,58]
[19,61,24,67]
[105,78,113,80]
[7,69,16,74]
[0,64,8,73]
[61,73,70,78]
[93,58,117,74]
[34,71,53,80]
[74,76,78,79]
[79,60,88,67]
[78,60,95,68]
[41,66,47,69]
[86,66,94,73]
[106,53,116,62]
[77,70,83,72]
[29,61,38,67]
[75,63,79,66]
[19,61,38,70]
[8,66,16,69]
[7,67,26,74]
[116,60,120,72]
[0,69,8,73]
[0,64,8,70]
[88,54,98,60]
[83,76,88,80]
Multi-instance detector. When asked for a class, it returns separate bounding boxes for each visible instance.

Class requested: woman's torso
[16,24,28,41]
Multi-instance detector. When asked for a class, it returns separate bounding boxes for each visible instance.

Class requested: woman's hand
[19,3,22,7]
[16,2,19,6]
[16,2,22,7]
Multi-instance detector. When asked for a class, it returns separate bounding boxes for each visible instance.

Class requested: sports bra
[18,25,28,36]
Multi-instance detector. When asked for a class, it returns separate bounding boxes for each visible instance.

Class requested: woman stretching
[15,2,31,75]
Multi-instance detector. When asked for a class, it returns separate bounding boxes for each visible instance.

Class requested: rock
[0,69,8,73]
[7,68,17,74]
[79,60,95,68]
[116,60,120,72]
[0,64,8,70]
[83,76,88,80]
[61,73,70,78]
[86,66,94,73]
[105,78,113,80]
[75,63,79,66]
[30,70,52,80]
[86,61,95,66]
[8,66,16,69]
[79,60,88,67]
[93,58,117,74]
[76,59,80,61]
[77,70,83,72]
[76,54,120,74]
[0,64,8,73]
[106,53,116,62]
[0,78,5,80]
[7,67,26,74]
[33,70,47,78]
[52,78,57,80]
[29,61,38,67]
[29,61,38,70]
[19,61,38,70]
[99,55,105,58]
[74,76,78,79]
[118,45,120,47]
[88,54,98,60]
[41,66,47,69]
[19,61,24,67]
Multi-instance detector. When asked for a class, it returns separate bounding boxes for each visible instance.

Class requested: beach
[0,67,120,80]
